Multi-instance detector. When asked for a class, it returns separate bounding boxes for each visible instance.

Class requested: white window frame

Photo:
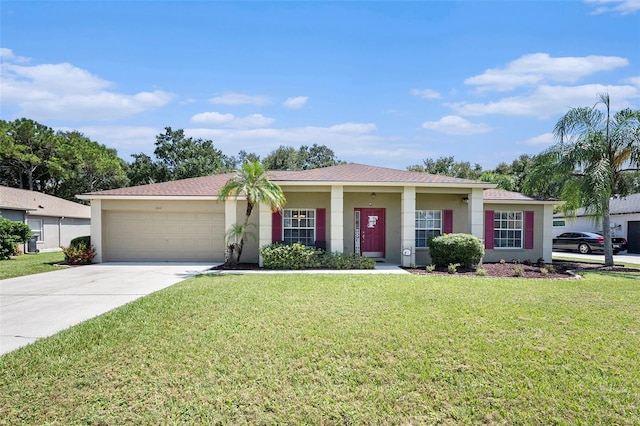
[415,210,442,248]
[494,211,523,249]
[27,219,43,241]
[283,209,316,246]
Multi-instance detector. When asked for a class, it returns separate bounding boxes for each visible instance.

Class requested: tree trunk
[602,201,614,267]
[236,203,253,264]
[237,237,245,264]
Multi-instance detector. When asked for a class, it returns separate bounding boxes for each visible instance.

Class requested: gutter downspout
[59,217,65,248]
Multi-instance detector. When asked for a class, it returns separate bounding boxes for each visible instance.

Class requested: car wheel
[578,243,591,254]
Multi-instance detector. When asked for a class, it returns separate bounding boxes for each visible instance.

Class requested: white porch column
[330,185,344,253]
[258,202,272,267]
[401,186,416,267]
[542,204,554,263]
[468,188,484,240]
[90,199,103,263]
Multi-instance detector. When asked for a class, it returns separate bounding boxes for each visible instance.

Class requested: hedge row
[260,242,375,270]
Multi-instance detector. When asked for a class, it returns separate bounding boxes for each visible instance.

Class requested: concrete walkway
[0,263,214,355]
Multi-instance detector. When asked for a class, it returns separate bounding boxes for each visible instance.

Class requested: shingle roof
[81,163,493,197]
[483,189,557,202]
[611,193,640,214]
[267,163,488,184]
[554,193,640,217]
[1,186,91,219]
[83,173,237,197]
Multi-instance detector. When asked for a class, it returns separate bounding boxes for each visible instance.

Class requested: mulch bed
[212,263,262,270]
[212,261,640,279]
[405,260,640,279]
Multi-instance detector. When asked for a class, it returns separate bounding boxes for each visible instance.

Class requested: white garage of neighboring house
[79,163,560,266]
[553,193,640,254]
[0,186,91,253]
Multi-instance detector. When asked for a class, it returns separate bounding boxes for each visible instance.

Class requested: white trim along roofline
[75,195,232,201]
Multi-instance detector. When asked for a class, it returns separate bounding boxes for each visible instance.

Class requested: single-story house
[553,193,640,254]
[78,163,559,266]
[1,186,91,253]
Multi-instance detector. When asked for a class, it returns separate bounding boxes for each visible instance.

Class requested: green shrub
[62,241,95,265]
[70,235,91,248]
[260,242,319,269]
[425,264,436,272]
[476,268,487,276]
[513,266,524,277]
[0,217,32,260]
[428,233,484,269]
[260,243,375,270]
[332,253,375,270]
[447,263,460,274]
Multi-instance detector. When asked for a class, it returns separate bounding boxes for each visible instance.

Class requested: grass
[1,273,639,424]
[0,251,65,280]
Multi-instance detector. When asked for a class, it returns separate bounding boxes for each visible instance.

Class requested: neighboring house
[0,186,91,253]
[78,163,559,266]
[553,193,640,254]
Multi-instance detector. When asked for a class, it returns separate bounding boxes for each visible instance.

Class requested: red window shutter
[484,210,494,249]
[272,211,283,243]
[316,208,326,242]
[525,211,534,249]
[443,209,453,234]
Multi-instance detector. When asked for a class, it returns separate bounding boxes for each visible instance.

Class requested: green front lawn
[1,273,639,424]
[0,251,65,280]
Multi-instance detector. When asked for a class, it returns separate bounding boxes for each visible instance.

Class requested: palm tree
[525,93,640,266]
[218,161,286,264]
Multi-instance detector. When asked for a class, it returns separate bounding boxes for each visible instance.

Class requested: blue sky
[1,1,639,170]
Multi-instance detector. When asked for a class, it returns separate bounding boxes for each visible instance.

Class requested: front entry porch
[258,185,486,267]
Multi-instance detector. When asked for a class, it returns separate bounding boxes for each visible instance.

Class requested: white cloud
[283,96,308,109]
[521,132,555,146]
[234,114,275,128]
[190,112,275,128]
[585,0,640,15]
[328,122,377,133]
[208,92,270,105]
[411,88,442,99]
[450,83,640,118]
[627,76,640,88]
[421,115,493,135]
[0,48,30,63]
[185,122,381,161]
[465,53,629,92]
[191,112,235,125]
[66,125,162,156]
[0,58,174,121]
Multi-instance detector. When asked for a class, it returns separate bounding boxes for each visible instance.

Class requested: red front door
[355,208,385,258]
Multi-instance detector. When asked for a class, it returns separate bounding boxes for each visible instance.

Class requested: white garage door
[104,211,225,262]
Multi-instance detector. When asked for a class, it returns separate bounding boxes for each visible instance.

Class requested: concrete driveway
[0,262,215,356]
[552,251,640,264]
